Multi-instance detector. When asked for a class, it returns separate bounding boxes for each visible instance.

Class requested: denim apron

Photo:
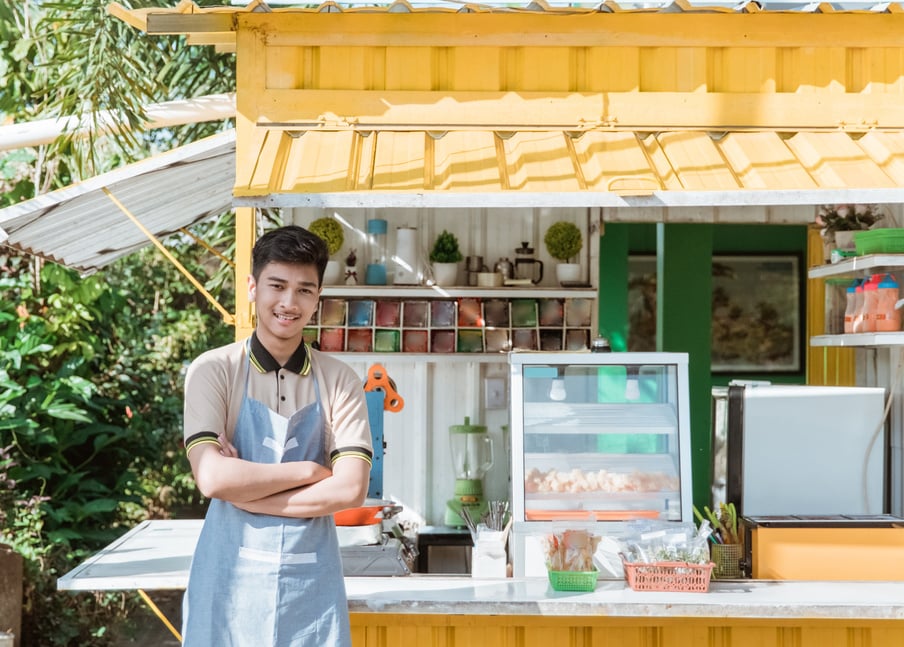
[182,349,350,647]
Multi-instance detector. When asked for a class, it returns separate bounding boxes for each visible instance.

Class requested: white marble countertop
[58,520,904,620]
[346,575,904,619]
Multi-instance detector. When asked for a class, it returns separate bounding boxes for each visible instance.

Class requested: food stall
[51,2,904,645]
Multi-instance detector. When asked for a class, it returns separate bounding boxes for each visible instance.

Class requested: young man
[181,225,373,646]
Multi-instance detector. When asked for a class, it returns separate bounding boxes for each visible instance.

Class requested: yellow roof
[233,127,904,212]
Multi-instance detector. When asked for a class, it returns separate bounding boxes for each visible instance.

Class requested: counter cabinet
[346,576,904,647]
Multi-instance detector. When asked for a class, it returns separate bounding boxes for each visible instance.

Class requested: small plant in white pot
[429,230,463,286]
[544,221,583,285]
[308,217,345,285]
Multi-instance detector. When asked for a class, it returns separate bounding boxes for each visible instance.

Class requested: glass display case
[509,351,693,576]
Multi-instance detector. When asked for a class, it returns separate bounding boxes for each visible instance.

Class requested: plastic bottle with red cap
[844,279,861,334]
[859,274,881,333]
[875,273,901,332]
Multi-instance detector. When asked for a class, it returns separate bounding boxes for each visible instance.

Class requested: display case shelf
[522,403,679,434]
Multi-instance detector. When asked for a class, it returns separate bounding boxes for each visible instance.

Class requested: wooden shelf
[810,333,904,347]
[810,256,904,347]
[321,285,596,299]
[322,353,511,364]
[808,254,904,280]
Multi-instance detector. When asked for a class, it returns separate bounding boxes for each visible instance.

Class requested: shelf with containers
[808,254,904,347]
[508,352,693,577]
[304,288,597,355]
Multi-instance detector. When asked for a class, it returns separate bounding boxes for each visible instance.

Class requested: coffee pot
[514,242,544,284]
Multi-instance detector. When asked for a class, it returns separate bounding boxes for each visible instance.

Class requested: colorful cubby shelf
[304,295,595,354]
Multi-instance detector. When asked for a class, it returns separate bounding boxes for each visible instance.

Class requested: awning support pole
[234,206,256,341]
[101,186,235,325]
[178,227,235,268]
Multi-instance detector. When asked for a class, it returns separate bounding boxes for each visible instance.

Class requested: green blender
[445,416,494,527]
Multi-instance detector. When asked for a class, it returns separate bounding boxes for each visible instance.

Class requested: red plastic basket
[621,556,714,593]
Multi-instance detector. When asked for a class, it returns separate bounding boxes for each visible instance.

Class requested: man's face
[249,262,321,348]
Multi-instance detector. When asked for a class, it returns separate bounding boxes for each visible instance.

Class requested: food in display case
[525,466,680,494]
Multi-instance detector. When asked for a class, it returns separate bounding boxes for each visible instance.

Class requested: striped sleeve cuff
[330,446,374,466]
[185,431,220,456]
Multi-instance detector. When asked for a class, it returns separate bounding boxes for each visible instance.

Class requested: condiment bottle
[844,279,861,334]
[875,273,901,332]
[860,274,880,333]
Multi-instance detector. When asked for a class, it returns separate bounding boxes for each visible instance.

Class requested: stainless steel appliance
[715,383,888,517]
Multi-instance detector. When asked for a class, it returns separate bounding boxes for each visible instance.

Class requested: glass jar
[364,218,388,285]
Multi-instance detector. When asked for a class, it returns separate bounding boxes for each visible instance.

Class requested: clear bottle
[843,279,860,334]
[875,273,901,332]
[364,218,388,285]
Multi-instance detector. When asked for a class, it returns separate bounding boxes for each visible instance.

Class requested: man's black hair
[252,225,329,284]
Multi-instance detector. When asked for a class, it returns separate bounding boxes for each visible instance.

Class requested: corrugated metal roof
[233,127,904,212]
[108,0,904,51]
[0,131,235,274]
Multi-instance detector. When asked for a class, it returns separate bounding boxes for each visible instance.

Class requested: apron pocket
[239,545,318,565]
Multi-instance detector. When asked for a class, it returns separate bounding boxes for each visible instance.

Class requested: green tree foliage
[1,225,235,644]
[0,2,240,643]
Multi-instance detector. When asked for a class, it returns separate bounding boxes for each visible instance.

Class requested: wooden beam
[146,13,234,35]
[251,89,904,131]
[237,13,904,48]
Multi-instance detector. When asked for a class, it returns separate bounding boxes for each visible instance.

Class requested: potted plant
[816,204,884,257]
[695,503,742,579]
[429,230,463,286]
[309,217,345,284]
[544,221,583,285]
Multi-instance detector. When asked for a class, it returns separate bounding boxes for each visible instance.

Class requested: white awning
[0,131,236,274]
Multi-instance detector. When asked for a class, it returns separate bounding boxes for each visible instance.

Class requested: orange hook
[364,364,404,412]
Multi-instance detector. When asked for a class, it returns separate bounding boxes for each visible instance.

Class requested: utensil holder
[711,543,743,579]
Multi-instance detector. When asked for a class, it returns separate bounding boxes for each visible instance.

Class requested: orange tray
[525,509,660,521]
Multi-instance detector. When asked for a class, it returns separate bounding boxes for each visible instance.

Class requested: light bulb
[548,378,567,401]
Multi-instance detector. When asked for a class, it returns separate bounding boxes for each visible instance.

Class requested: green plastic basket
[854,229,904,255]
[548,569,599,592]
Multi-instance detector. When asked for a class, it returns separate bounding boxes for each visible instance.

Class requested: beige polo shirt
[183,333,373,466]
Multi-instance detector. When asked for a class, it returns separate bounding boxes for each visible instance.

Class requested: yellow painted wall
[350,613,904,647]
[233,14,904,132]
[806,228,855,386]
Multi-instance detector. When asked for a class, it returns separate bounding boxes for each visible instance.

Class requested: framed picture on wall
[628,254,802,373]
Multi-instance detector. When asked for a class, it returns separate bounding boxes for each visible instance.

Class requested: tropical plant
[544,221,583,262]
[816,204,884,233]
[308,217,345,257]
[429,230,463,263]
